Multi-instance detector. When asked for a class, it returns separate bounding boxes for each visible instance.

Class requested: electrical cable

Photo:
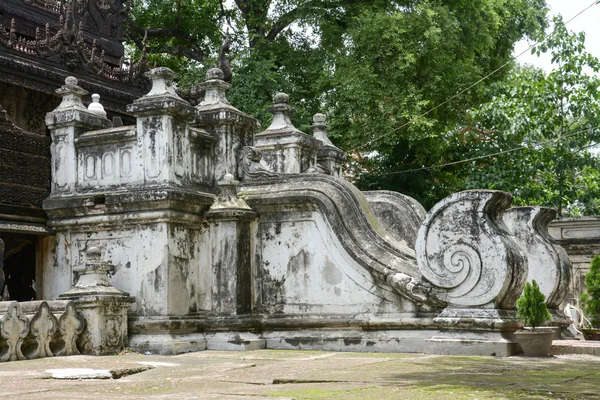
[349,0,600,154]
[368,127,597,176]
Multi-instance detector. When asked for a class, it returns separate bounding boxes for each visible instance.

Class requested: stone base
[424,307,523,356]
[205,332,266,351]
[263,330,437,353]
[129,333,207,355]
[424,337,519,357]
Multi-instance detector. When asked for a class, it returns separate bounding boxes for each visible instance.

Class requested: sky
[514,0,600,71]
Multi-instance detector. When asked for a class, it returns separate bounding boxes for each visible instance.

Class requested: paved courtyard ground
[2,350,600,399]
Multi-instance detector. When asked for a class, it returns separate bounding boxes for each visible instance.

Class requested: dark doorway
[0,233,37,301]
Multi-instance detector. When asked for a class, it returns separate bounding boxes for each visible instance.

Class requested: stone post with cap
[310,113,347,179]
[59,246,134,355]
[194,67,259,184]
[254,93,322,174]
[45,76,111,196]
[127,67,195,187]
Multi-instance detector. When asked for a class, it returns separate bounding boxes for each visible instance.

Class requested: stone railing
[0,300,85,362]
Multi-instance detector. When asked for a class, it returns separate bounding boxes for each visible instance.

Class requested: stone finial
[198,67,231,107]
[266,92,296,131]
[87,94,107,118]
[206,67,225,81]
[53,76,89,112]
[60,246,129,298]
[310,113,333,146]
[144,67,182,99]
[210,172,252,211]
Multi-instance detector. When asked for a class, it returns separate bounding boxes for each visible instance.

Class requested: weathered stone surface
[548,216,600,306]
[309,113,346,178]
[28,301,59,358]
[363,190,426,249]
[56,302,85,356]
[503,207,572,312]
[194,68,258,183]
[254,93,322,174]
[241,173,440,310]
[37,66,575,359]
[416,190,527,309]
[0,302,29,361]
[59,247,134,355]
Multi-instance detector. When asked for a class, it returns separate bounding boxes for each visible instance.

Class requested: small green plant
[580,255,600,328]
[517,280,551,331]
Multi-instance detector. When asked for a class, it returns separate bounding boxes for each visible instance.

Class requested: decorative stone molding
[28,302,58,359]
[363,190,427,249]
[240,146,279,181]
[127,67,193,116]
[87,93,107,118]
[194,68,258,183]
[310,113,346,178]
[45,76,112,196]
[0,302,29,361]
[240,173,442,308]
[59,247,134,355]
[416,190,527,309]
[0,300,85,362]
[254,93,322,174]
[503,206,572,326]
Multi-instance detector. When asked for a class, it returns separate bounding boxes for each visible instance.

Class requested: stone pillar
[45,77,112,196]
[254,93,322,174]
[310,113,346,178]
[206,174,257,315]
[204,174,264,350]
[194,68,259,183]
[59,247,134,355]
[127,67,194,187]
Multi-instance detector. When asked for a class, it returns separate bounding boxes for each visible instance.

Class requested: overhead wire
[370,127,598,177]
[349,0,600,155]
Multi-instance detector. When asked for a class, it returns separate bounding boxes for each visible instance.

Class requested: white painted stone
[88,94,107,118]
[136,361,180,367]
[45,368,113,379]
[416,190,528,309]
[503,207,571,309]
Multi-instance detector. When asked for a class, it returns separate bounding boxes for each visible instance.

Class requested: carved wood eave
[0,51,144,114]
[0,0,149,113]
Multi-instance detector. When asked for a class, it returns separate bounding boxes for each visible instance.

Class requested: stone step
[551,340,600,356]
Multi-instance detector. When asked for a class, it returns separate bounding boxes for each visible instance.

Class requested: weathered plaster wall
[255,208,409,316]
[43,221,209,316]
[549,217,600,304]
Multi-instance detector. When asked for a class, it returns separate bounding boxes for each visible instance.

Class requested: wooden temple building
[0,0,148,300]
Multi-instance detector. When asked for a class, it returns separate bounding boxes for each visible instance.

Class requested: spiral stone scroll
[416,190,527,309]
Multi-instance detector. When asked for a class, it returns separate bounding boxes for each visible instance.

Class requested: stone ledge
[550,340,600,356]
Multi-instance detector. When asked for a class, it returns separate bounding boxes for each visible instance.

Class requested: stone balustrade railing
[0,300,85,362]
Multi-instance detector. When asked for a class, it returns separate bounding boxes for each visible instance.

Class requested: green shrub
[517,280,551,330]
[580,255,600,328]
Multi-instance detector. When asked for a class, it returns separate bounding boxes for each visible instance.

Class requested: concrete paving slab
[0,350,599,399]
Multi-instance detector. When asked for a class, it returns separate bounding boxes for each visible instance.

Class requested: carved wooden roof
[0,0,149,113]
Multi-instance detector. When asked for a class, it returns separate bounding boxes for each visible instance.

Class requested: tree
[460,17,600,216]
[125,1,549,208]
[517,280,551,330]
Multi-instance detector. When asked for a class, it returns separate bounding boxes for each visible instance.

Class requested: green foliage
[125,0,549,209]
[460,17,600,216]
[517,280,551,330]
[580,255,600,328]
